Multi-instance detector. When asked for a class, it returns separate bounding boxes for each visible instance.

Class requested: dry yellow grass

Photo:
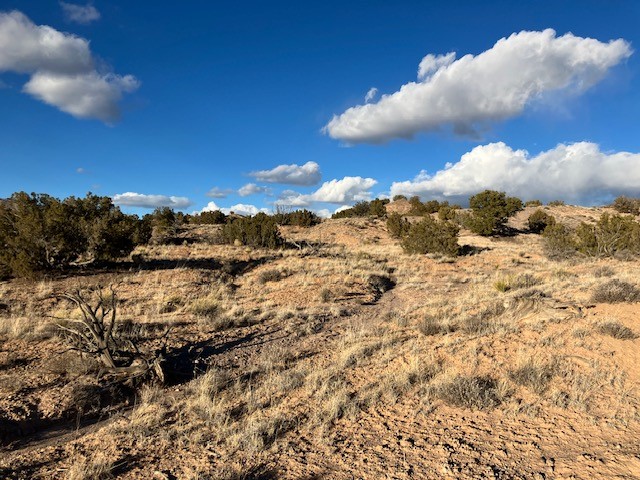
[0,209,639,478]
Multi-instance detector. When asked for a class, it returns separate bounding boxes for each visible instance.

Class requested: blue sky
[1,0,639,215]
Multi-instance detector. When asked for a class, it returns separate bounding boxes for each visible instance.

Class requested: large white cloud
[112,192,192,209]
[24,71,139,122]
[277,176,378,207]
[391,142,640,205]
[0,10,138,122]
[60,2,100,25]
[324,29,632,143]
[249,161,321,186]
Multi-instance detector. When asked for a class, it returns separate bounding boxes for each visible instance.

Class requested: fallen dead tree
[53,285,168,385]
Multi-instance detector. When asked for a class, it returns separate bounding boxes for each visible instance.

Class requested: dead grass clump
[494,274,541,293]
[590,279,640,303]
[417,315,456,336]
[47,352,100,377]
[64,452,117,480]
[597,321,637,340]
[509,358,557,394]
[434,375,505,410]
[318,288,332,303]
[189,296,220,319]
[461,303,506,335]
[593,265,614,278]
[257,269,287,284]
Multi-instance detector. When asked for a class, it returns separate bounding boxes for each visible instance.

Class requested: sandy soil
[0,206,639,479]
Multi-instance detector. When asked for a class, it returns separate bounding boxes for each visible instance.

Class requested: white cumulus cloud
[112,192,192,209]
[249,161,321,186]
[277,176,378,207]
[199,201,269,217]
[0,10,139,122]
[60,2,100,25]
[324,29,632,143]
[238,183,272,197]
[390,142,640,205]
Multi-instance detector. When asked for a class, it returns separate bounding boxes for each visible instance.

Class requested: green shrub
[437,203,460,221]
[547,200,566,206]
[392,195,407,202]
[401,216,459,256]
[190,210,227,225]
[542,223,577,260]
[467,190,522,235]
[273,209,321,227]
[611,196,640,215]
[332,199,389,219]
[525,200,543,207]
[222,213,284,248]
[527,210,556,234]
[386,212,411,239]
[0,192,146,278]
[575,213,640,257]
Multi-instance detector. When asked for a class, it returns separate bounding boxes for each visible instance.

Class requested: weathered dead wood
[52,285,168,385]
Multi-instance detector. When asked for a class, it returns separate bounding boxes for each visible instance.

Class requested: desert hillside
[1,205,639,479]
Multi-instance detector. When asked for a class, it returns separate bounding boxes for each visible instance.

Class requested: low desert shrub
[527,210,556,233]
[597,321,637,340]
[547,200,566,206]
[401,216,459,256]
[332,199,389,218]
[222,213,284,248]
[466,190,523,235]
[611,196,640,215]
[575,213,640,257]
[542,223,577,260]
[386,212,410,239]
[273,209,321,227]
[590,279,640,303]
[525,200,543,207]
[434,375,505,409]
[509,359,556,394]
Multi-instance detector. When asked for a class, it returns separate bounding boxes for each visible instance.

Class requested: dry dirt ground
[0,205,639,479]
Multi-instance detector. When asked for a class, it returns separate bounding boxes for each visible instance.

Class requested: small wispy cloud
[206,187,234,198]
[364,87,378,103]
[60,2,100,25]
